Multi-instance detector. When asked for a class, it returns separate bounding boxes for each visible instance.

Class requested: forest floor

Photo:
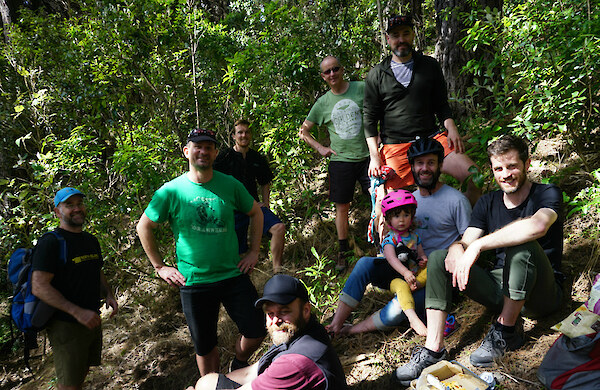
[1,137,599,390]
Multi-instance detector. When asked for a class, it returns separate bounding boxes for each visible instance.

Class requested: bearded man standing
[364,14,479,205]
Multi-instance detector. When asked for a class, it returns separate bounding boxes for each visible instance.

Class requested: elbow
[530,219,551,240]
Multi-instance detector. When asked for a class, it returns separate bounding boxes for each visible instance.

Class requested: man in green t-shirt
[299,56,370,271]
[137,128,266,377]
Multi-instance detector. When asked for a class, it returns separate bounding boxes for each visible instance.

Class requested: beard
[392,43,412,58]
[412,166,441,191]
[60,210,86,227]
[500,172,527,194]
[268,316,307,345]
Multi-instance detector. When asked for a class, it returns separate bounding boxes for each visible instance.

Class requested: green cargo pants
[425,241,562,318]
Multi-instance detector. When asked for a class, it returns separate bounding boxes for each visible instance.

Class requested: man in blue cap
[188,274,347,390]
[32,187,118,390]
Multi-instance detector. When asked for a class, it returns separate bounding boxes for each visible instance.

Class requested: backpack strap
[44,230,68,266]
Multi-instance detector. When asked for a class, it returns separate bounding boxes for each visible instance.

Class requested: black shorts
[216,374,242,389]
[180,274,266,356]
[328,159,370,204]
[235,206,283,254]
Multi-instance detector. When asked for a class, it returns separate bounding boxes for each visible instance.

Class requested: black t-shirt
[469,183,563,274]
[214,147,274,202]
[32,228,103,322]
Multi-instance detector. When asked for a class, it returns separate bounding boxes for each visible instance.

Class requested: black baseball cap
[187,128,218,144]
[387,14,414,32]
[255,275,310,308]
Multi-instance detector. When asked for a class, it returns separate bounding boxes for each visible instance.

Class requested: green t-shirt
[144,171,255,285]
[306,81,370,162]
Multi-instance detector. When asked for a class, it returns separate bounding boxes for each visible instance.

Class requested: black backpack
[7,230,67,370]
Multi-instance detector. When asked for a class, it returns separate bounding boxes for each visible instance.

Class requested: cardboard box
[410,360,492,390]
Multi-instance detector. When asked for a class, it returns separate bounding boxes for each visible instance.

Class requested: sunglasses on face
[321,66,341,75]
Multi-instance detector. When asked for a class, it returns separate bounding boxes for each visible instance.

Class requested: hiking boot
[392,346,447,386]
[470,322,524,367]
[336,251,349,272]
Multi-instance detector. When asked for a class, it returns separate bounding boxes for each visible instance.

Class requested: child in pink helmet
[380,189,428,335]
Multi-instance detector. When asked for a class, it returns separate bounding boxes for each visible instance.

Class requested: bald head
[320,56,340,72]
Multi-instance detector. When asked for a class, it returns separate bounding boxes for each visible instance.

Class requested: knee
[194,373,219,390]
[353,257,375,274]
[270,223,285,237]
[505,241,539,258]
[428,250,448,272]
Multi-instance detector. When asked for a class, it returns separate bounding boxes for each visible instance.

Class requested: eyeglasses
[321,66,341,75]
[188,128,216,138]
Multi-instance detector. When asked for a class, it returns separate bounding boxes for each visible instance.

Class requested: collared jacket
[363,52,453,143]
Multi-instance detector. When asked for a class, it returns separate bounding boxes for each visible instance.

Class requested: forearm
[443,118,459,134]
[100,272,115,300]
[299,121,322,150]
[137,215,167,270]
[366,136,380,159]
[32,273,83,318]
[417,244,427,261]
[260,183,271,206]
[247,204,264,253]
[384,247,410,276]
[471,211,555,253]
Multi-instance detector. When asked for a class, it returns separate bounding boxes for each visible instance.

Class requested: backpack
[537,332,600,389]
[7,230,67,369]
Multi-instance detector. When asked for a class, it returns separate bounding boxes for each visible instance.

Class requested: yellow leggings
[389,268,427,310]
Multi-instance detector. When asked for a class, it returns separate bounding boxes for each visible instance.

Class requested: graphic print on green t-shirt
[331,98,362,140]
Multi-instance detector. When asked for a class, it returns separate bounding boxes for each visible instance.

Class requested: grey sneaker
[470,322,524,367]
[392,346,448,386]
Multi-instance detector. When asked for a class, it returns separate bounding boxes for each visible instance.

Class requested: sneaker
[470,322,524,367]
[229,357,249,372]
[392,346,447,386]
[444,314,460,338]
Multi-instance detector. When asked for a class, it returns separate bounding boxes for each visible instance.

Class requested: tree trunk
[434,0,502,118]
[0,0,10,43]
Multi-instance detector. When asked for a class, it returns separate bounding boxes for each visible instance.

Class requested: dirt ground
[1,138,599,389]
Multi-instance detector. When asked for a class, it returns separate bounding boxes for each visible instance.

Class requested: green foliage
[459,0,600,161]
[566,169,600,219]
[300,247,346,317]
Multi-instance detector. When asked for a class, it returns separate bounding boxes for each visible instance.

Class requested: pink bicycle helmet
[381,189,417,218]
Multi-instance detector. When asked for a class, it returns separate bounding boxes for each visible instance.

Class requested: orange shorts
[381,132,452,190]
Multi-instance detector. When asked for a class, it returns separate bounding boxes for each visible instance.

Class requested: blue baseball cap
[54,187,85,207]
[255,274,310,308]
